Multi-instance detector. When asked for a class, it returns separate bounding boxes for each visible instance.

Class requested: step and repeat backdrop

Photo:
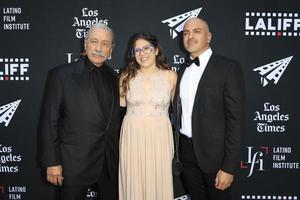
[1,0,299,199]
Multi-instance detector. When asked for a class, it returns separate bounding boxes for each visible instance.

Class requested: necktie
[184,57,200,67]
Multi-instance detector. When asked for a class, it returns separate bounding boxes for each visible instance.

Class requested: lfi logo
[240,146,269,177]
[161,7,202,39]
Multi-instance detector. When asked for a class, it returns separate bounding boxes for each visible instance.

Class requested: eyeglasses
[132,45,155,56]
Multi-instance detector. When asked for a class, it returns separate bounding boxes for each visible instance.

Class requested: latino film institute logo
[161,7,202,39]
[0,99,21,127]
[252,56,293,87]
[0,185,27,199]
[240,146,299,200]
[72,8,109,39]
[245,12,300,37]
[241,146,299,177]
[0,58,30,81]
[2,7,30,31]
[240,146,268,177]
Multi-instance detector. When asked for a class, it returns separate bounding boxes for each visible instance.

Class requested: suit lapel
[174,65,187,107]
[192,54,216,115]
[174,65,187,131]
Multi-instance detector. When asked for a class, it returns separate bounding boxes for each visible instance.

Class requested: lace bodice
[126,70,172,116]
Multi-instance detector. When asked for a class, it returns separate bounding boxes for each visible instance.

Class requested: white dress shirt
[179,48,213,138]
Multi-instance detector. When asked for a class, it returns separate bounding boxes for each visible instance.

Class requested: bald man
[173,18,245,200]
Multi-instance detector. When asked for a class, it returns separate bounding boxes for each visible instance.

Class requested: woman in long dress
[119,32,177,200]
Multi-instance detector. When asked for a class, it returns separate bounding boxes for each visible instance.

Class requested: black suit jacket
[174,54,245,175]
[39,58,120,185]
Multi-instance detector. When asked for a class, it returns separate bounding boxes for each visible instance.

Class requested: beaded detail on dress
[126,70,171,116]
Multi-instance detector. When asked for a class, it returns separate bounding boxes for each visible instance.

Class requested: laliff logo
[0,99,21,127]
[0,58,29,81]
[253,56,293,87]
[245,12,300,37]
[240,146,269,177]
[161,7,202,39]
[72,8,108,39]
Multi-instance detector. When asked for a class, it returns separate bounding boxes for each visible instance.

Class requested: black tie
[184,57,200,67]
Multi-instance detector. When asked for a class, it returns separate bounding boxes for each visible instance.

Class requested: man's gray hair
[85,22,114,45]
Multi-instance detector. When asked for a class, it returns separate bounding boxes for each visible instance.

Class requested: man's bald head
[182,17,212,58]
[184,18,210,32]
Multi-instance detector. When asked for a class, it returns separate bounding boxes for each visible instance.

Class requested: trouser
[179,134,231,200]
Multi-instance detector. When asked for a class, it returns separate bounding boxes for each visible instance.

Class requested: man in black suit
[39,22,119,200]
[174,18,245,200]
